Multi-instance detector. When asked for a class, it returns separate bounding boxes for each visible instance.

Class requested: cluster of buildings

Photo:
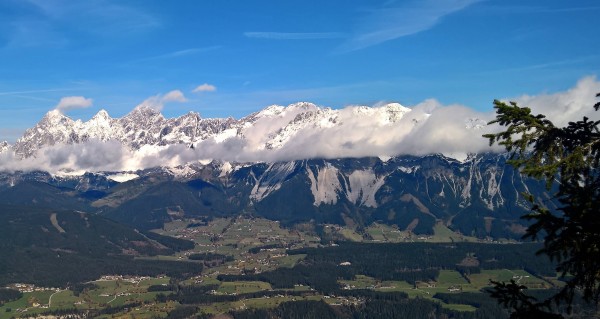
[6,283,59,293]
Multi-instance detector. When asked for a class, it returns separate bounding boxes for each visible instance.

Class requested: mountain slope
[0,153,549,238]
[0,204,200,287]
[15,154,543,239]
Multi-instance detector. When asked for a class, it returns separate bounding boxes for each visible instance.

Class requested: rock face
[0,154,549,239]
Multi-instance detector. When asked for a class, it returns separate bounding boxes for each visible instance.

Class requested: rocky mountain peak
[41,109,73,126]
[92,109,112,120]
[0,141,9,153]
[125,104,163,121]
[9,101,493,164]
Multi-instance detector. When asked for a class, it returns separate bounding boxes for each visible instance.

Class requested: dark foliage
[230,300,338,319]
[143,230,195,251]
[148,284,172,292]
[0,288,22,305]
[0,205,202,287]
[71,282,98,297]
[219,263,355,293]
[484,95,600,316]
[165,305,198,319]
[228,297,510,319]
[219,242,555,303]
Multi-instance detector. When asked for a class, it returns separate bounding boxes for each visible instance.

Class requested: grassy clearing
[277,254,306,268]
[339,228,363,241]
[430,223,480,243]
[441,302,477,312]
[469,269,517,288]
[438,270,469,286]
[0,291,56,319]
[369,223,412,242]
[217,281,272,295]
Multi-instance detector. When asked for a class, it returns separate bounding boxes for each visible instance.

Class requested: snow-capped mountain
[12,105,237,157]
[0,102,563,240]
[9,101,457,163]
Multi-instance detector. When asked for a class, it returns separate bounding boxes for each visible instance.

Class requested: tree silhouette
[483,94,600,317]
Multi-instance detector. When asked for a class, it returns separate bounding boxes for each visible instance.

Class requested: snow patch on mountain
[219,161,233,177]
[107,173,139,182]
[398,165,420,174]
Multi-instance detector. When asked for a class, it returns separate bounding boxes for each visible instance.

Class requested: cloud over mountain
[1,77,598,174]
[137,90,187,111]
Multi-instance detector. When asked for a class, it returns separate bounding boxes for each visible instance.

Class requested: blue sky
[0,0,599,142]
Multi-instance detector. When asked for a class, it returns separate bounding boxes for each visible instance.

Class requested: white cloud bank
[513,76,600,127]
[1,77,598,174]
[55,96,93,112]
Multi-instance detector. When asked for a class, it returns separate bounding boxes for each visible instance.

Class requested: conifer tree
[483,94,600,317]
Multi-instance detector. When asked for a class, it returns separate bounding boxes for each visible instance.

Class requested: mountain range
[0,154,550,239]
[1,101,492,165]
[0,103,547,239]
[4,102,403,156]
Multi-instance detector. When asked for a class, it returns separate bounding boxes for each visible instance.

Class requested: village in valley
[0,217,554,318]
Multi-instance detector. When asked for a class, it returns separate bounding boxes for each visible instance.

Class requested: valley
[0,216,567,318]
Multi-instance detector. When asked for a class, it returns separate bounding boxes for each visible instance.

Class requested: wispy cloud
[1,0,159,49]
[475,4,600,15]
[244,32,345,40]
[483,55,600,74]
[10,95,56,102]
[0,88,77,96]
[336,0,480,53]
[27,0,160,34]
[138,46,221,62]
[193,84,217,93]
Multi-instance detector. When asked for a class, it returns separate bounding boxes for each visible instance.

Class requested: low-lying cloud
[1,77,598,174]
